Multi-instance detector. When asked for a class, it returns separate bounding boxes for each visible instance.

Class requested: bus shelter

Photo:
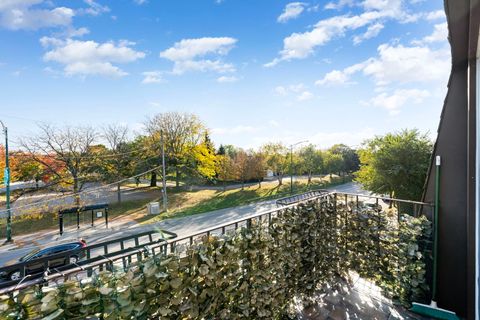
[58,203,109,235]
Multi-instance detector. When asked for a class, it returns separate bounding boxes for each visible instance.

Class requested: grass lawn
[0,197,156,239]
[136,175,349,224]
[0,175,350,239]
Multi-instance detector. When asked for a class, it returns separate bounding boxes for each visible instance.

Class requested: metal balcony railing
[0,191,433,296]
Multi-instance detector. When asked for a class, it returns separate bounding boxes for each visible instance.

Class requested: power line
[0,153,163,189]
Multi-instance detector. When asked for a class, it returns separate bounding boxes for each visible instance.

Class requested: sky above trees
[0,0,449,150]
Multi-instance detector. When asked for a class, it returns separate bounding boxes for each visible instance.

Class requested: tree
[355,129,432,201]
[298,144,323,184]
[324,152,343,179]
[216,154,236,191]
[329,144,360,174]
[233,149,249,190]
[20,124,97,205]
[145,112,205,187]
[190,132,217,182]
[247,151,265,187]
[262,143,288,185]
[12,154,46,189]
[101,125,135,202]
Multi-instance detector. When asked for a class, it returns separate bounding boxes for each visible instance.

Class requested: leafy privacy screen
[0,196,431,319]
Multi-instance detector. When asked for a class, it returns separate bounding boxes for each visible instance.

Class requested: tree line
[0,112,359,195]
[0,112,432,204]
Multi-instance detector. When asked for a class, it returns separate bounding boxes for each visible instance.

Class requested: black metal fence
[275,189,330,206]
[0,191,433,296]
[0,229,177,293]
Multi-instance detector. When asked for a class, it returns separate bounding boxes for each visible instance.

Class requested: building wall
[423,65,469,317]
[422,1,478,318]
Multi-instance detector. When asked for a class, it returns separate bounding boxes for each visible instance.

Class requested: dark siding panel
[423,66,468,316]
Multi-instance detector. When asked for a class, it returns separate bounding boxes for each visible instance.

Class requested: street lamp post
[0,120,12,243]
[289,140,308,194]
[161,130,168,212]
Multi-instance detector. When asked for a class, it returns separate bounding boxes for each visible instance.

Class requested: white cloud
[297,91,314,101]
[42,38,145,77]
[317,43,450,87]
[275,86,288,96]
[361,43,450,86]
[134,0,148,4]
[289,83,306,93]
[0,0,109,30]
[316,70,350,86]
[66,27,90,38]
[217,75,238,83]
[308,127,375,148]
[275,83,313,101]
[353,22,384,45]
[78,0,110,16]
[315,62,365,86]
[0,4,74,30]
[426,10,445,21]
[160,37,236,61]
[277,2,306,23]
[412,22,448,44]
[142,71,163,84]
[324,0,354,10]
[160,37,237,74]
[266,0,418,66]
[364,88,430,115]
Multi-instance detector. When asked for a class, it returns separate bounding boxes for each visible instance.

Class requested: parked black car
[0,240,87,281]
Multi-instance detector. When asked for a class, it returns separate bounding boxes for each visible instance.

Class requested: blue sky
[0,0,449,150]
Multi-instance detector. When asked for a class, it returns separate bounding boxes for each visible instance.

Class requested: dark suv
[0,240,87,281]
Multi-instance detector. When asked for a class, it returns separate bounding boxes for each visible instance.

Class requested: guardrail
[275,189,330,206]
[0,229,177,292]
[334,192,434,219]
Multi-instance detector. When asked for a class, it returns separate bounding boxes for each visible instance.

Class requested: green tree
[324,151,343,179]
[262,143,288,186]
[298,144,323,184]
[145,112,205,187]
[329,144,360,174]
[355,129,432,201]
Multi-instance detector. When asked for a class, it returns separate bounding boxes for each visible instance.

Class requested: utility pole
[161,130,167,212]
[289,140,308,194]
[0,120,12,243]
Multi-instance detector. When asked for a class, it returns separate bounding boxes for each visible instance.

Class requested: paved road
[1,175,336,217]
[0,182,368,267]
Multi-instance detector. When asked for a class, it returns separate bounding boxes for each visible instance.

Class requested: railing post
[344,194,348,259]
[376,197,381,270]
[59,213,63,235]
